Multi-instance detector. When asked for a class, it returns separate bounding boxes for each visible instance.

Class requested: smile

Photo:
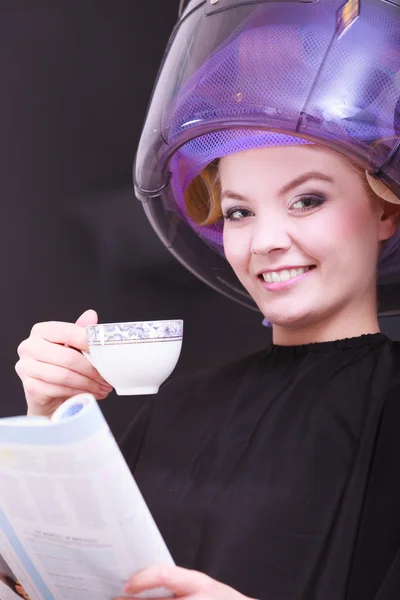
[261,266,314,284]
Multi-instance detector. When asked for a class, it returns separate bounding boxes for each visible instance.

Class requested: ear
[377,200,400,242]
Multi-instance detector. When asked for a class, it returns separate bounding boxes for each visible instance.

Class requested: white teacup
[84,319,183,396]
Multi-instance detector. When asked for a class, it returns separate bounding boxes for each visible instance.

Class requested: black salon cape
[120,333,400,600]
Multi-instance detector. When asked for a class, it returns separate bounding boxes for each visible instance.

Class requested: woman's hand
[116,565,255,600]
[15,309,113,417]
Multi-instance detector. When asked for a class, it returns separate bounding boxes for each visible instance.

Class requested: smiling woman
[183,141,400,343]
[218,144,399,344]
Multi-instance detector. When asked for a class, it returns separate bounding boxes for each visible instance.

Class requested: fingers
[123,565,213,597]
[121,566,247,600]
[16,359,111,399]
[30,321,90,352]
[21,377,109,417]
[75,309,98,328]
[75,309,98,350]
[15,311,113,418]
[18,335,108,386]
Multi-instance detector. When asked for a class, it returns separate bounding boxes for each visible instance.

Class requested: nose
[250,214,292,256]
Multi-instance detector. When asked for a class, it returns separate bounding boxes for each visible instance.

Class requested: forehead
[219,145,351,187]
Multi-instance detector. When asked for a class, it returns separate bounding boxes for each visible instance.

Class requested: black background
[1,0,399,437]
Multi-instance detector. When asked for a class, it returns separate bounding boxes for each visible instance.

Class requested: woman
[15,1,400,599]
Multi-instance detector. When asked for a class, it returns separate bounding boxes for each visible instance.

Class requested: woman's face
[220,145,396,335]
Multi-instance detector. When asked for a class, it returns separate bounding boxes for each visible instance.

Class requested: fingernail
[101,384,112,392]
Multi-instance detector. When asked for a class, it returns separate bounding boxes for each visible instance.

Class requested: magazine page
[0,395,174,600]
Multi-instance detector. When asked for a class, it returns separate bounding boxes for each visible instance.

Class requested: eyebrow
[220,171,334,203]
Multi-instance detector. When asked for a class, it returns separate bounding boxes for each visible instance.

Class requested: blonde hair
[184,160,222,226]
[184,150,399,226]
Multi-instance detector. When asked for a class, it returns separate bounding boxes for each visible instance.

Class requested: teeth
[280,270,290,282]
[262,267,311,283]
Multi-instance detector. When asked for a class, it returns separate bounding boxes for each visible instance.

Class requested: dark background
[1,0,399,437]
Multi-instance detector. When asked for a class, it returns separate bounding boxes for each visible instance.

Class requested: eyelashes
[223,207,254,221]
[291,194,326,211]
[223,194,326,222]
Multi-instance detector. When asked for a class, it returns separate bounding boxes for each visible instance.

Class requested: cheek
[302,204,377,264]
[223,228,251,270]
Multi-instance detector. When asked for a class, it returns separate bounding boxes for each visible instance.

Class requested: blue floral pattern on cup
[87,320,183,346]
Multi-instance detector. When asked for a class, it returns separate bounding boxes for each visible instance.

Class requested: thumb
[75,309,98,328]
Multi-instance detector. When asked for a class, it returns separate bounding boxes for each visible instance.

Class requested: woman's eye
[291,195,326,211]
[223,207,253,221]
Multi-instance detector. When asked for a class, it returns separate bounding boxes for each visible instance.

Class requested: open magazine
[0,395,174,600]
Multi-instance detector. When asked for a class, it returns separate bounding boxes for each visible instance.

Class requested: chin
[261,303,318,329]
